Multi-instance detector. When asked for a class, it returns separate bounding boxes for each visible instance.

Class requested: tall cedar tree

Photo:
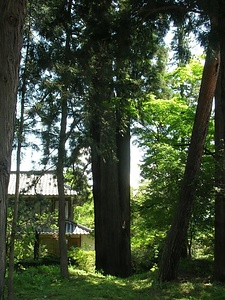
[81,0,169,276]
[81,0,133,277]
[0,1,26,299]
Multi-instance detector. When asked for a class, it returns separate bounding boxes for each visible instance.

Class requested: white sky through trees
[11,137,142,189]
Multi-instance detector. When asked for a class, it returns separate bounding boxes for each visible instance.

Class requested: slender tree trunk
[56,0,73,279]
[159,43,220,282]
[34,230,39,260]
[214,7,225,281]
[0,2,26,299]
[57,97,69,279]
[7,105,22,300]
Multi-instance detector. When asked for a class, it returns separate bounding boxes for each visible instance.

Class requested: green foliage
[73,199,94,229]
[131,187,167,273]
[12,238,35,262]
[68,248,95,272]
[7,198,58,262]
[131,56,214,264]
[65,168,92,206]
[131,242,160,274]
[167,56,204,103]
[132,95,192,244]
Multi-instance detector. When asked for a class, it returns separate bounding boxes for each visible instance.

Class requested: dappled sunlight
[10,264,225,299]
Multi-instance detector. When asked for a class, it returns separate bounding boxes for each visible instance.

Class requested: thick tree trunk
[159,45,220,282]
[92,108,120,276]
[93,156,121,276]
[214,8,225,281]
[86,0,131,278]
[0,2,26,299]
[92,106,132,277]
[116,116,132,277]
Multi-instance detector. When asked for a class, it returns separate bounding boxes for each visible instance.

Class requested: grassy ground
[6,261,225,300]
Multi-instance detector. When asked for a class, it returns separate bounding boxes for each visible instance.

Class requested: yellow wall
[39,233,95,256]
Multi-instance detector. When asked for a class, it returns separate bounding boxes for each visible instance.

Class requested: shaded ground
[6,260,225,300]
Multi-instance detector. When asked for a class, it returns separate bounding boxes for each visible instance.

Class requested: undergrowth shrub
[131,232,167,274]
[131,245,159,274]
[68,247,95,272]
[179,257,213,278]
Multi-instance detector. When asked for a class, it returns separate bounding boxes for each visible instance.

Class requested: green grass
[6,262,225,300]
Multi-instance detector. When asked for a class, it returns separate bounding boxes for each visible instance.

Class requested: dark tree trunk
[214,7,225,281]
[92,108,120,276]
[159,42,220,281]
[116,115,132,277]
[180,241,188,259]
[34,230,40,260]
[57,97,69,279]
[92,105,132,277]
[93,156,121,275]
[0,1,26,299]
[85,0,131,278]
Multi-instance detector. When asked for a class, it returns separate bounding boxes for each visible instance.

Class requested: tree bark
[214,5,225,281]
[0,1,26,299]
[57,97,69,279]
[116,126,132,277]
[92,108,120,276]
[92,110,131,277]
[84,0,132,278]
[159,43,220,281]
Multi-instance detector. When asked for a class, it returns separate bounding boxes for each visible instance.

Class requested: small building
[39,220,94,256]
[8,171,94,256]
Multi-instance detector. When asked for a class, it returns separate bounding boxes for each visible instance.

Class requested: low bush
[131,245,158,273]
[68,247,95,272]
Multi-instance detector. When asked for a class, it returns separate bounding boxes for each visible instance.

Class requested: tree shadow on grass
[11,263,225,300]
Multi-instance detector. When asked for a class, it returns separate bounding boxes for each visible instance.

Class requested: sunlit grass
[6,262,225,300]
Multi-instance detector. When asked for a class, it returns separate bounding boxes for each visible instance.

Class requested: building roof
[8,171,77,196]
[40,221,92,235]
[65,221,92,235]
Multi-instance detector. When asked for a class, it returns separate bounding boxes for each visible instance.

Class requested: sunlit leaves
[131,56,213,259]
[167,56,204,104]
